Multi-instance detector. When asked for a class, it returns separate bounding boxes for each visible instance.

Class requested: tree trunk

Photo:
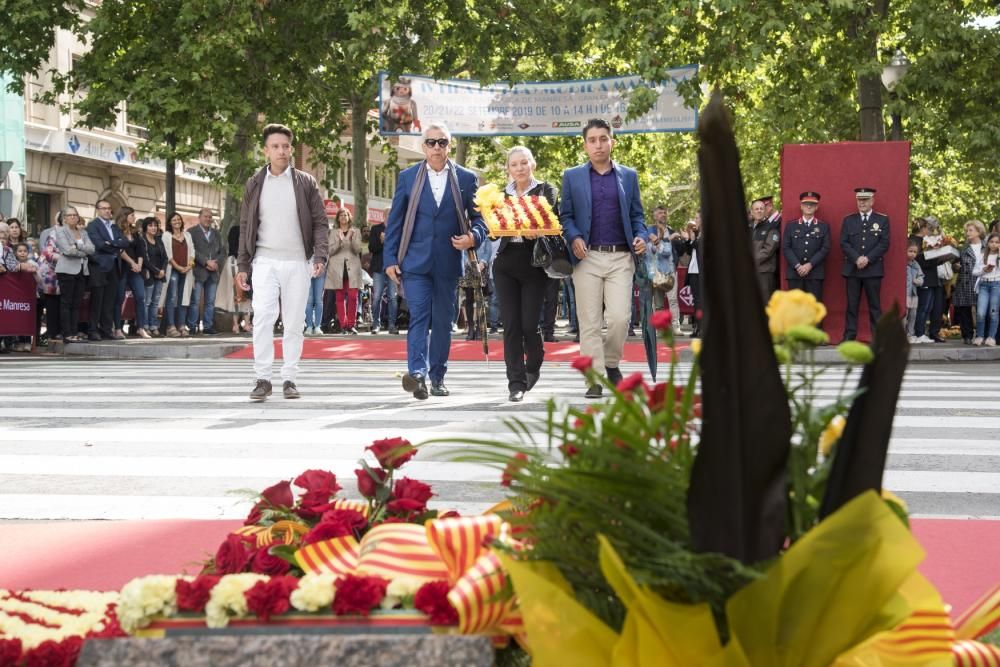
[850,0,890,141]
[454,138,468,166]
[165,134,176,218]
[222,112,258,238]
[350,94,369,228]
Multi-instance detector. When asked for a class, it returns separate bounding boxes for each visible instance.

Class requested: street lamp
[881,49,910,141]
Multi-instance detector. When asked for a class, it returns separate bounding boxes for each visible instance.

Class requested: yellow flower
[766,290,827,339]
[689,339,701,356]
[205,574,268,628]
[819,415,846,456]
[117,575,178,632]
[473,183,504,213]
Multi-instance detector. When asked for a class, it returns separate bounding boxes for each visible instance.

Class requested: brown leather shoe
[283,381,300,399]
[250,379,272,400]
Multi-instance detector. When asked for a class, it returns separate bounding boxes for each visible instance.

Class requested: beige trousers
[573,249,635,373]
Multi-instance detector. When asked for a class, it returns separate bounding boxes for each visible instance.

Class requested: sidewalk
[30,329,1000,362]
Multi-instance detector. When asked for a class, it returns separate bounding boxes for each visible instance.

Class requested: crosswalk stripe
[1,359,997,521]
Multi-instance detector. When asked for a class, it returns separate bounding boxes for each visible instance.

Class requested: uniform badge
[872,223,879,230]
[772,233,779,242]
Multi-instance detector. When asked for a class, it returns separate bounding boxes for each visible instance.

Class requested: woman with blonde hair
[493,145,557,402]
[160,212,195,337]
[954,220,987,344]
[53,206,95,341]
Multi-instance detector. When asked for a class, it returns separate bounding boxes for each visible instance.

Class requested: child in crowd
[954,221,986,344]
[905,238,925,342]
[973,232,1000,346]
[12,243,38,352]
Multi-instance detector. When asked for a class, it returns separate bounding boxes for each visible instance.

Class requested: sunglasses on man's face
[423,138,449,148]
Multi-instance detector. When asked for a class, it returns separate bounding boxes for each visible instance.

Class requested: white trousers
[250,257,311,382]
[573,250,635,371]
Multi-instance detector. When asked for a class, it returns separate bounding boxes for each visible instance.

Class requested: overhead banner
[378,68,698,137]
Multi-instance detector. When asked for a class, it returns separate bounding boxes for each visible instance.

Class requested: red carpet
[224,338,686,362]
[2,518,997,619]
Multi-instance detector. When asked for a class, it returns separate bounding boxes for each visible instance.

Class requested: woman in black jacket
[139,217,167,337]
[493,146,557,402]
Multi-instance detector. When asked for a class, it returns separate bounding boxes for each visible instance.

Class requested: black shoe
[964,338,973,345]
[371,327,380,335]
[526,372,539,392]
[573,333,580,343]
[585,384,603,399]
[932,337,947,344]
[430,382,450,397]
[543,333,556,343]
[282,381,300,399]
[488,327,498,334]
[88,332,102,342]
[403,374,428,400]
[509,390,525,402]
[605,366,623,385]
[203,329,219,336]
[628,329,637,337]
[388,327,399,335]
[250,379,272,401]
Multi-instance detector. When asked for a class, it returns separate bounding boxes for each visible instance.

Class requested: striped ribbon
[295,535,361,575]
[355,523,449,581]
[953,640,1000,666]
[956,582,1000,640]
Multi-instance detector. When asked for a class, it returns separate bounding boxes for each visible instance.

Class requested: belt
[588,243,630,252]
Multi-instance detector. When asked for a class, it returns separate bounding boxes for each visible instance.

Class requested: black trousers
[757,272,777,302]
[88,265,120,335]
[57,273,87,338]
[494,243,547,391]
[540,277,559,337]
[41,293,60,339]
[843,276,882,340]
[786,277,824,303]
[955,305,975,340]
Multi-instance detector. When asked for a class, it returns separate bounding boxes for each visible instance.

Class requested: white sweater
[256,166,306,261]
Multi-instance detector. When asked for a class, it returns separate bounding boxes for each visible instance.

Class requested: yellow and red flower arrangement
[473,183,561,237]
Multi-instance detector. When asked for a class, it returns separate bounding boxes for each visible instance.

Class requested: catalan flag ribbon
[356,523,449,581]
[295,535,360,576]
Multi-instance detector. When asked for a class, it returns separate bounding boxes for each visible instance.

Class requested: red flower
[559,443,580,458]
[293,469,341,496]
[367,437,416,469]
[296,489,336,519]
[437,510,461,519]
[648,383,667,410]
[300,509,367,546]
[570,355,593,373]
[244,504,263,526]
[214,534,253,574]
[250,546,291,576]
[387,477,433,514]
[245,576,298,622]
[260,480,294,508]
[651,309,673,330]
[175,575,219,612]
[414,581,459,625]
[615,372,645,394]
[355,467,388,499]
[23,637,82,667]
[0,638,22,667]
[333,575,389,616]
[501,452,530,487]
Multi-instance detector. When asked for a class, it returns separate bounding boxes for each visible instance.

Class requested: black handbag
[531,235,573,279]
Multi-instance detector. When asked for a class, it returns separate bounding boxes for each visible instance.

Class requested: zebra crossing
[0,358,998,521]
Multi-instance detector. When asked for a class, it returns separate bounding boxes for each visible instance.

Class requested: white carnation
[204,574,268,628]
[289,574,336,612]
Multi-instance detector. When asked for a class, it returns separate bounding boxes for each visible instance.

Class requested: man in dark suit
[189,207,225,335]
[749,198,780,299]
[840,187,890,341]
[561,118,648,398]
[383,122,487,400]
[782,191,831,303]
[86,199,129,341]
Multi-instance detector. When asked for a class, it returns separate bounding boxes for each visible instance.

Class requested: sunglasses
[423,138,449,148]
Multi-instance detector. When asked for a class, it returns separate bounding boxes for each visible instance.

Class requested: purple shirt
[588,164,626,245]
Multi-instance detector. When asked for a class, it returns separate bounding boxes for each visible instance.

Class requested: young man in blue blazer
[86,199,129,341]
[383,122,487,400]
[560,119,649,399]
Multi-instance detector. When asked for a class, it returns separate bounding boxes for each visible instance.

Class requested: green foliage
[0,0,84,95]
[432,355,760,630]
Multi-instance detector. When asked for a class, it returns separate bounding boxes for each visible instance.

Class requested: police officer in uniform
[749,198,780,299]
[840,187,890,341]
[781,191,830,302]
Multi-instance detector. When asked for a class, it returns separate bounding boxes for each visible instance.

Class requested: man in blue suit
[560,118,649,399]
[86,199,129,341]
[384,122,487,400]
